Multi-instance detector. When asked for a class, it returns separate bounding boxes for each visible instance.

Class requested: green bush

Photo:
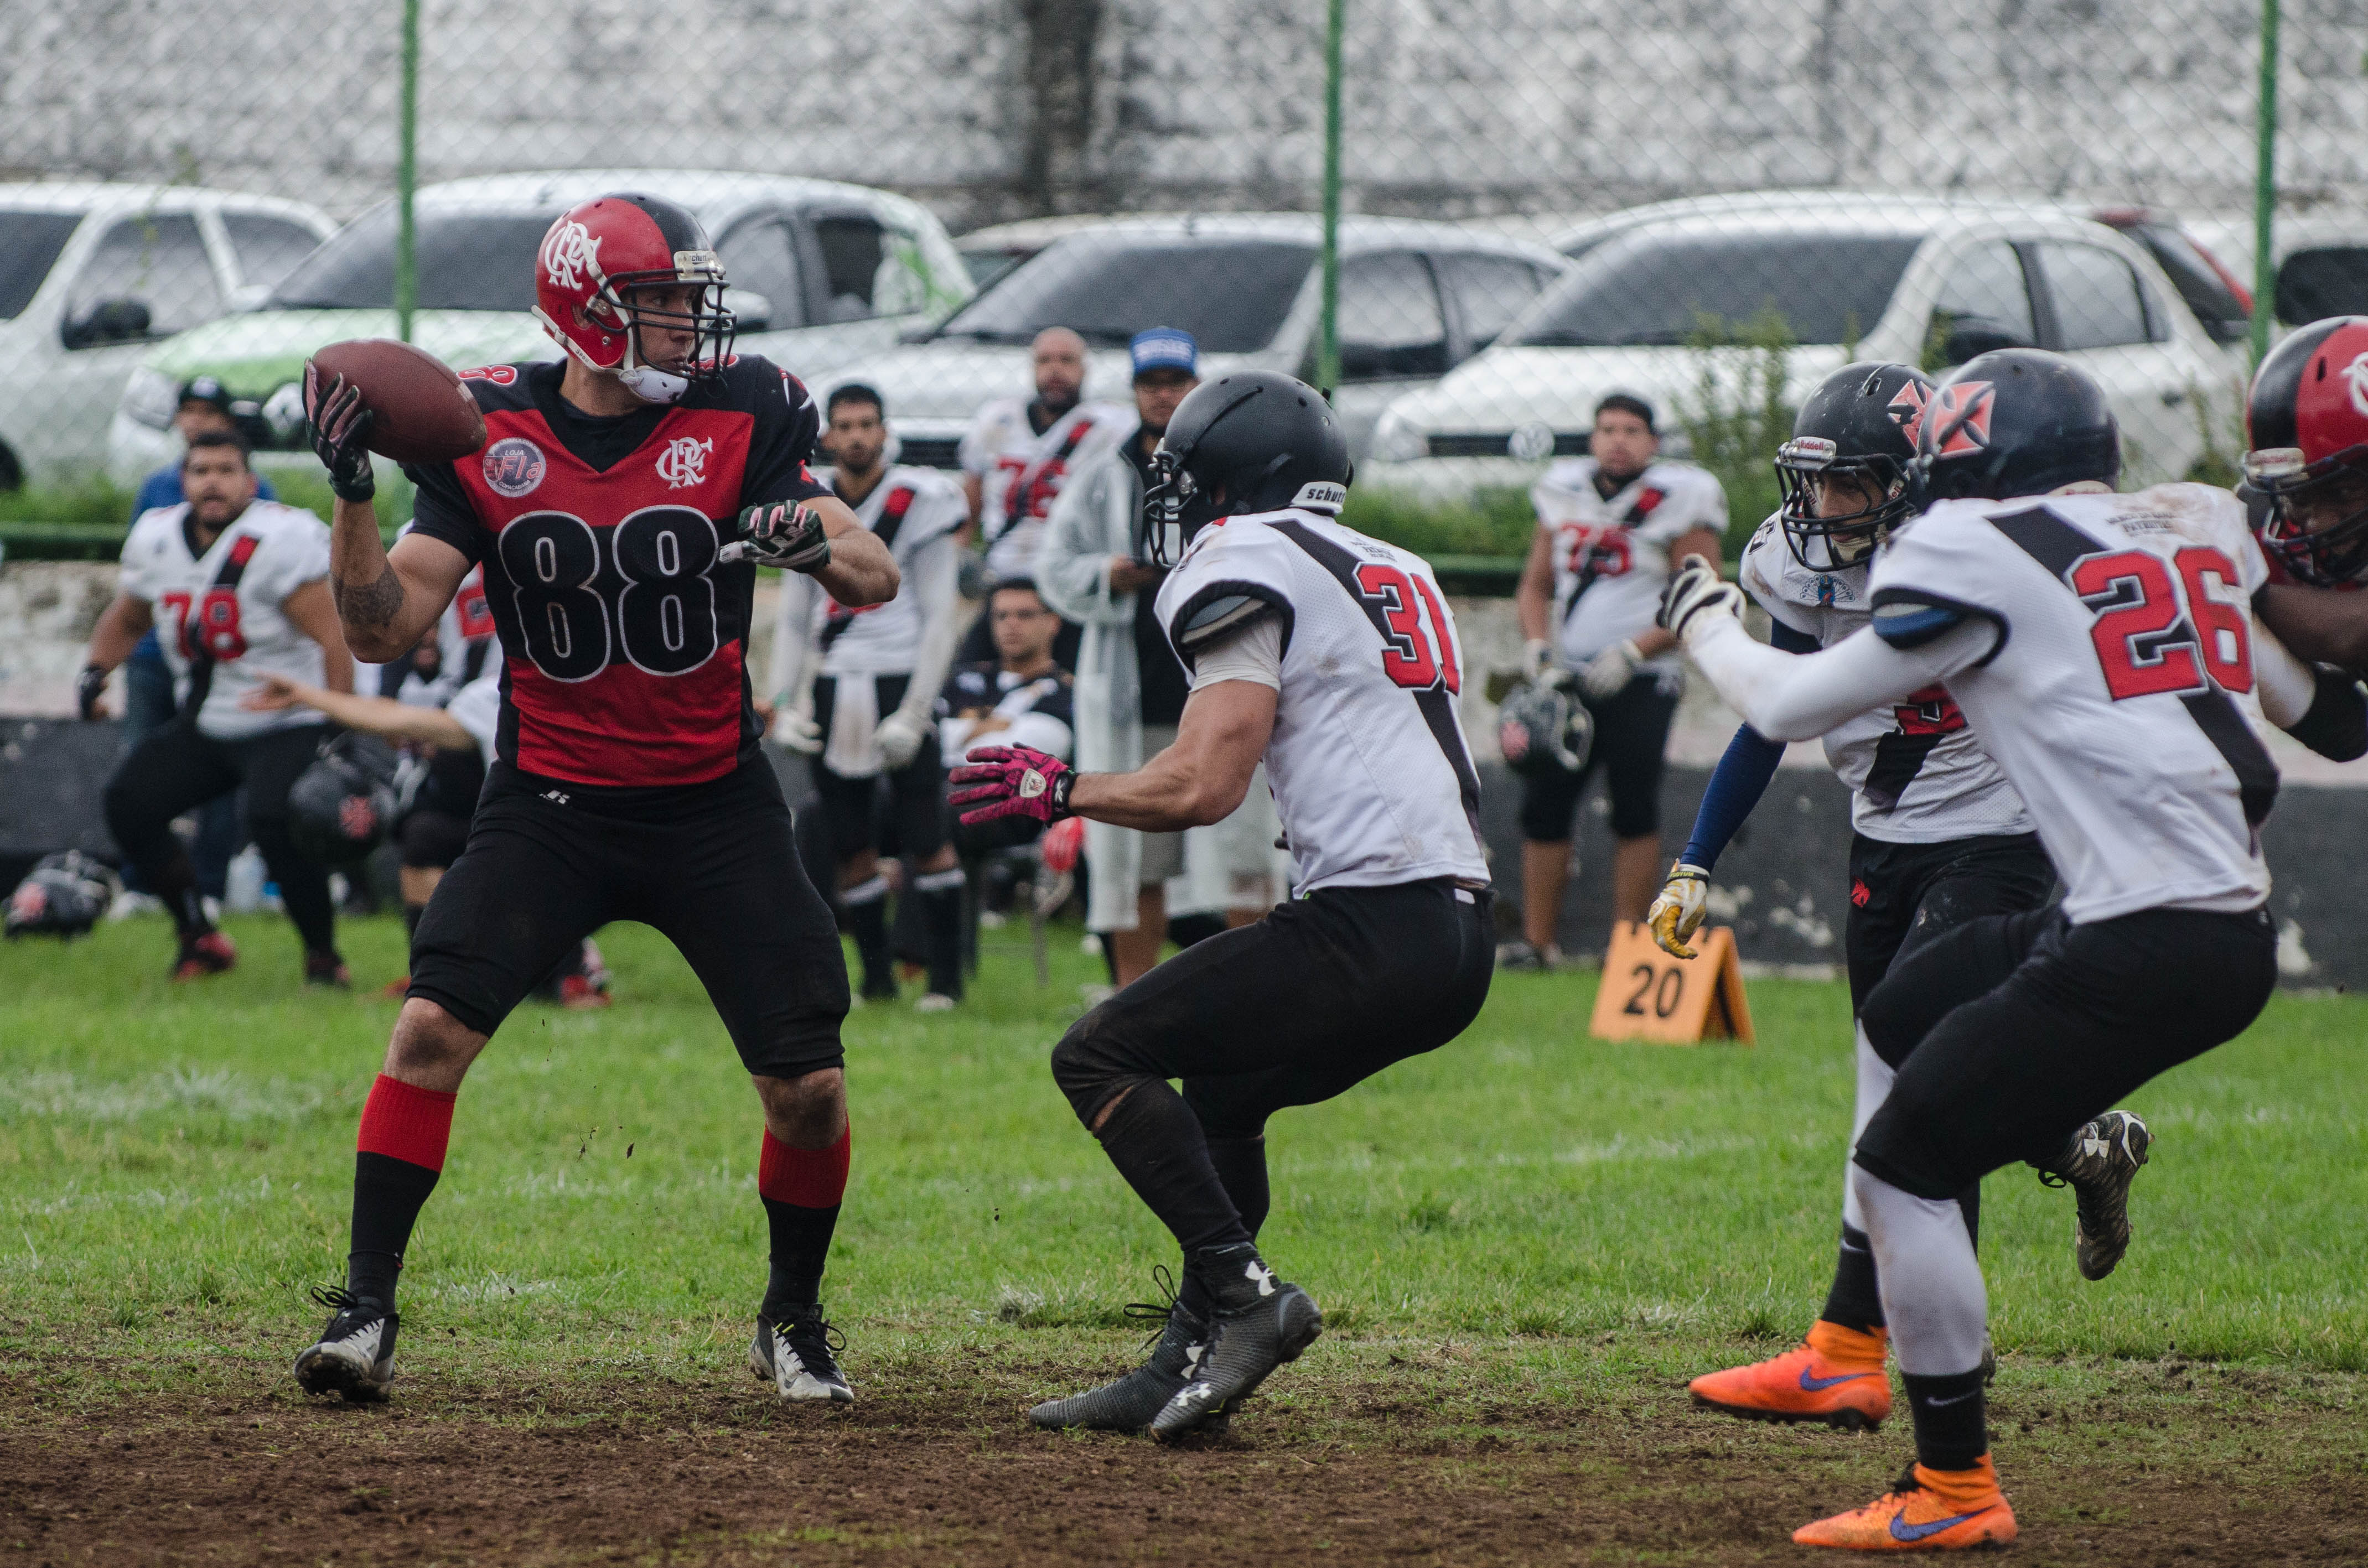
[1340,484,1536,559]
[1673,308,1798,559]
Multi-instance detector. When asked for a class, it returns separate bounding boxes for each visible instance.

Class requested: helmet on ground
[1916,349,2119,502]
[2242,315,2368,586]
[1497,677,1594,779]
[1142,372,1351,564]
[288,733,401,866]
[5,851,120,939]
[532,193,734,405]
[1776,362,1934,570]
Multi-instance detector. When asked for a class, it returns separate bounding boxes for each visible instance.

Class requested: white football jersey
[1739,513,2034,844]
[445,652,508,766]
[118,500,334,741]
[1532,457,1727,671]
[1155,505,1490,896]
[960,398,1129,580]
[787,466,966,677]
[1869,484,2279,923]
[390,564,496,709]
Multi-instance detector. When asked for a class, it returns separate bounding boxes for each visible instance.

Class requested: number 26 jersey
[406,356,828,791]
[1155,506,1490,896]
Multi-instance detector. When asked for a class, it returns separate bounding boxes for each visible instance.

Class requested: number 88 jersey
[406,357,828,790]
[1154,504,1491,896]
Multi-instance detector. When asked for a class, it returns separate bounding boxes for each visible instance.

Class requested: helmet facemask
[2248,444,2368,586]
[1140,446,1208,567]
[1775,436,1911,572]
[600,267,737,403]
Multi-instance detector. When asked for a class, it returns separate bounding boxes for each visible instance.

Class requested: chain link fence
[4,0,2365,565]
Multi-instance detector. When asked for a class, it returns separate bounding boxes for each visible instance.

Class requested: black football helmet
[1775,362,1935,570]
[288,733,400,866]
[1142,371,1351,565]
[1496,677,1594,780]
[5,851,120,939]
[1916,349,2120,502]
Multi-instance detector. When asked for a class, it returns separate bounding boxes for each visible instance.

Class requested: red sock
[356,1073,458,1172]
[759,1126,851,1208]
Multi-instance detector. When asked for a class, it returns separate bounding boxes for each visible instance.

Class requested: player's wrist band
[1048,769,1077,819]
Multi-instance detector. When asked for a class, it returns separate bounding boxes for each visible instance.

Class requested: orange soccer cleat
[1793,1457,2017,1551]
[1688,1320,1890,1431]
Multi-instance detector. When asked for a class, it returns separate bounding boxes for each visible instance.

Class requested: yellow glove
[1645,861,1710,959]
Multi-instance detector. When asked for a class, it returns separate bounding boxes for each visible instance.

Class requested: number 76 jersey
[1155,506,1491,896]
[1867,483,2280,924]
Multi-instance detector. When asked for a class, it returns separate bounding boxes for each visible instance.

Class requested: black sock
[761,1200,841,1317]
[1091,1081,1253,1258]
[155,849,211,942]
[345,1151,441,1307]
[842,876,893,996]
[1204,1133,1270,1239]
[1956,1181,1982,1251]
[1820,1223,1885,1333]
[916,868,966,999]
[1903,1368,1989,1471]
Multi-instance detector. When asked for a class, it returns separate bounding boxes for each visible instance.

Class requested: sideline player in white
[1656,364,2149,1433]
[78,429,355,983]
[772,383,971,1005]
[960,325,1128,591]
[1659,350,2356,1551]
[947,372,1494,1442]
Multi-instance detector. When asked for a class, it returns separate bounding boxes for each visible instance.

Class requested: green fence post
[396,0,421,344]
[2249,0,2279,367]
[1317,0,1344,399]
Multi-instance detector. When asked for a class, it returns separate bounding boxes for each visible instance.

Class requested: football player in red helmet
[2246,315,2368,676]
[290,191,898,1410]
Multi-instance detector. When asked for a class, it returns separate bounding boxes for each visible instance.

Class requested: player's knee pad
[1049,1019,1138,1128]
[1851,1079,1969,1203]
[1856,972,1933,1071]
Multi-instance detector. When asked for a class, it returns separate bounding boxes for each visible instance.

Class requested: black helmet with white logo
[1142,371,1352,564]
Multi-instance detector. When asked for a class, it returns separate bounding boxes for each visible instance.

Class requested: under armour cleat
[1149,1258,1321,1442]
[749,1305,854,1404]
[1032,1267,1214,1432]
[1794,1458,2017,1551]
[293,1285,398,1403]
[2039,1110,2151,1281]
[171,930,236,982]
[1688,1321,1891,1432]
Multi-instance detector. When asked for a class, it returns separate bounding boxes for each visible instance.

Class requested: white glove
[733,501,833,573]
[876,708,929,770]
[772,708,823,754]
[1581,638,1642,699]
[1657,558,1743,648]
[1646,861,1711,959]
[1522,637,1556,683]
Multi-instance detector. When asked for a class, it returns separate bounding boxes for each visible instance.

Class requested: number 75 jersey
[1867,483,2279,924]
[1155,506,1490,896]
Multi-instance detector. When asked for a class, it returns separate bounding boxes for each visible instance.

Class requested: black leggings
[103,720,337,954]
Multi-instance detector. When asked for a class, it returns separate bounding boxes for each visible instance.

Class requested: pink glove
[949,744,1076,825]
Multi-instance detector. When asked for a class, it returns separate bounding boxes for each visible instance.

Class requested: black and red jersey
[406,357,827,794]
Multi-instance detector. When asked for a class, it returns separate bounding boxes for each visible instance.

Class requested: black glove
[303,362,376,502]
[735,501,832,573]
[2287,666,2368,762]
[75,663,108,721]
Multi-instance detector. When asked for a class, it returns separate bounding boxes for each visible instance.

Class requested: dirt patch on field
[5,1353,2364,1566]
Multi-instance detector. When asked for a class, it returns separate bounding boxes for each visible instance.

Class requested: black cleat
[1149,1257,1322,1442]
[749,1304,854,1404]
[2039,1110,2152,1281]
[293,1285,398,1403]
[1031,1267,1214,1432]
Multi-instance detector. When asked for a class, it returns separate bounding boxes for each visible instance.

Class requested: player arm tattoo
[330,499,469,662]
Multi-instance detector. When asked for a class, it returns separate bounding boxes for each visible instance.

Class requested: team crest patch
[1886,379,1929,445]
[540,218,600,290]
[1927,380,1994,457]
[2343,351,2368,418]
[1815,574,1840,606]
[655,435,713,490]
[339,795,379,839]
[483,437,547,498]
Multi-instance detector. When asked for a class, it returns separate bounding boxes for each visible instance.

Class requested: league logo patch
[458,365,518,386]
[2343,351,2368,418]
[1927,381,1994,458]
[1815,574,1840,607]
[483,437,547,499]
[655,435,713,490]
[540,219,600,291]
[1886,380,1929,446]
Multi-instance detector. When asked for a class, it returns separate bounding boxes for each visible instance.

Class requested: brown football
[309,338,488,463]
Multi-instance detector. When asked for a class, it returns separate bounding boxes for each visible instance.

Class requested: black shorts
[1854,903,2276,1199]
[1052,879,1496,1136]
[811,675,949,865]
[396,807,473,872]
[1843,832,2055,1011]
[407,760,849,1078]
[1517,672,1681,842]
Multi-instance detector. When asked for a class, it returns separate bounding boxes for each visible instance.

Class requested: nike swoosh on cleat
[1890,1508,1987,1543]
[1797,1368,1877,1390]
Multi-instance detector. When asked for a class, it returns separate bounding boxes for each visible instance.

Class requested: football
[309,338,488,463]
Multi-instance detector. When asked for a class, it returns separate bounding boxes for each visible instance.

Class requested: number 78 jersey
[1155,506,1491,896]
[1867,483,2279,923]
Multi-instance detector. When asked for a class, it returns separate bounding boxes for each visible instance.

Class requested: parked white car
[1369,193,2247,500]
[107,169,973,485]
[0,184,335,487]
[822,214,1571,466]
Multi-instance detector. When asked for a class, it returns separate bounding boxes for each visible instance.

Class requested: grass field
[4,912,2365,1565]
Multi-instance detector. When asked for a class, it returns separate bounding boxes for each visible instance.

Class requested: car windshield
[268,203,558,311]
[0,210,85,320]
[931,237,1315,352]
[1505,231,1924,347]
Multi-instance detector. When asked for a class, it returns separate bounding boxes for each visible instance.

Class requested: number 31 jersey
[1155,505,1490,896]
[1868,484,2278,923]
[406,356,828,790]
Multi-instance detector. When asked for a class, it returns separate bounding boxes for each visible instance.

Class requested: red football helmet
[531,193,734,404]
[2243,314,2368,585]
